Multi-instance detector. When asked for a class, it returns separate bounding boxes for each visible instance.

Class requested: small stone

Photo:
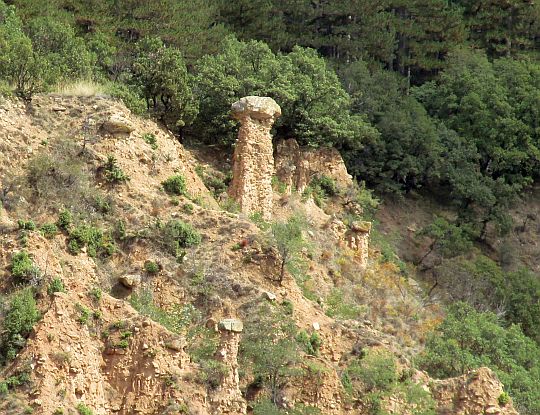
[118,274,141,288]
[312,322,320,331]
[142,343,149,350]
[263,291,277,301]
[52,105,67,112]
[218,318,243,333]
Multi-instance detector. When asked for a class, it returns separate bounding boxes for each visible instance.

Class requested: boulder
[118,274,141,288]
[165,337,185,352]
[101,114,135,135]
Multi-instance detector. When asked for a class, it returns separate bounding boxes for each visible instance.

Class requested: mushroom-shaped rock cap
[231,96,281,121]
[218,318,244,333]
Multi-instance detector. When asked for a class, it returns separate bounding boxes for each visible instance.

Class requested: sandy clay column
[228,96,281,220]
[210,318,247,414]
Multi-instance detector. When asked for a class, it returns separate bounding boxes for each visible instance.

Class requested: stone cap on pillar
[350,221,372,234]
[231,96,281,121]
[218,318,244,333]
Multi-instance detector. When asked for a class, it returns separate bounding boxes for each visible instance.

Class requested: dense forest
[3,0,540,412]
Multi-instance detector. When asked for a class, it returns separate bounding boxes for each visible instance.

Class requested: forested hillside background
[4,1,540,412]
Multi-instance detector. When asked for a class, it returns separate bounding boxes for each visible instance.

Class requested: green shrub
[312,175,338,197]
[162,175,187,196]
[130,289,200,334]
[68,224,115,257]
[253,399,282,415]
[240,304,301,404]
[115,339,129,349]
[346,350,397,393]
[131,37,198,130]
[325,288,364,320]
[339,349,425,413]
[0,382,8,395]
[296,330,322,356]
[351,181,380,216]
[197,168,231,198]
[0,4,45,99]
[88,287,102,302]
[10,251,40,283]
[1,288,40,361]
[40,222,58,238]
[272,176,288,194]
[92,195,111,214]
[143,133,158,150]
[76,304,91,325]
[162,219,202,255]
[102,155,129,184]
[182,203,194,214]
[67,239,81,255]
[47,278,65,295]
[17,219,36,231]
[499,392,510,406]
[144,260,159,274]
[271,215,309,283]
[250,212,270,231]
[76,403,94,415]
[113,220,127,241]
[57,209,72,230]
[281,300,294,316]
[106,82,146,115]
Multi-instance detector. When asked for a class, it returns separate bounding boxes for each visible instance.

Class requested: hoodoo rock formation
[228,96,281,220]
[210,319,247,415]
[346,221,372,268]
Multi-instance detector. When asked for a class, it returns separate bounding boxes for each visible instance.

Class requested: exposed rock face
[275,138,353,194]
[430,367,518,415]
[229,96,281,220]
[210,319,247,415]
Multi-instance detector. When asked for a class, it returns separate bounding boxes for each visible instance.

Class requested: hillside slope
[0,94,517,415]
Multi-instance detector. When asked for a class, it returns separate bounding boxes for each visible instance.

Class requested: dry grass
[53,80,106,97]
